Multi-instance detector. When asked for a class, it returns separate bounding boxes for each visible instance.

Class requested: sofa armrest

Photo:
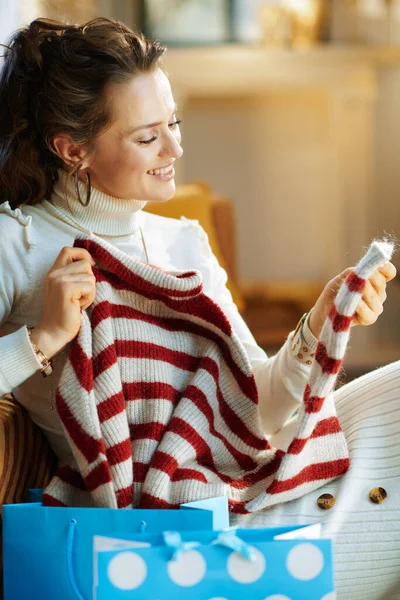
[0,394,56,505]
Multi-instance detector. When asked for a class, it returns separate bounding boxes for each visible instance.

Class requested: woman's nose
[160,131,183,160]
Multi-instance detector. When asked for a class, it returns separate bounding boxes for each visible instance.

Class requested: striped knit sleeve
[189,220,314,436]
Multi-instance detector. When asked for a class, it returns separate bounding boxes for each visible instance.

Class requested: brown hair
[0,17,166,208]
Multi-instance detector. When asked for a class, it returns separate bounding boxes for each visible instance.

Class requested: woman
[0,17,398,599]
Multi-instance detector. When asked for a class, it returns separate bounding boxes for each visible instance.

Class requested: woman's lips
[147,166,175,181]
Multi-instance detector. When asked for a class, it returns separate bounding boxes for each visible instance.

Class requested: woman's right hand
[30,247,96,358]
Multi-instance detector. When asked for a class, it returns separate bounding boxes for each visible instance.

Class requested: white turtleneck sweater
[0,170,314,462]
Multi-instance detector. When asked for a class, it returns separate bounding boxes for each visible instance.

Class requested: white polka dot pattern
[227,547,266,584]
[286,543,324,581]
[107,551,147,590]
[167,549,207,587]
[99,533,334,598]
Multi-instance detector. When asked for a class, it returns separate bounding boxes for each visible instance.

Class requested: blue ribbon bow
[163,529,256,562]
[163,531,201,562]
[211,529,256,562]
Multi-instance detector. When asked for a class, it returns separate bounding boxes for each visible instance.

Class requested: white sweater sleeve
[0,211,42,395]
[192,222,314,436]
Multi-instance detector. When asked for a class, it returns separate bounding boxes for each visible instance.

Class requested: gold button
[317,493,335,510]
[369,487,387,504]
[298,352,303,359]
[303,346,308,352]
[306,360,312,365]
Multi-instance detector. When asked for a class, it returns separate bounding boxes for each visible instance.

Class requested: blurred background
[1,0,400,380]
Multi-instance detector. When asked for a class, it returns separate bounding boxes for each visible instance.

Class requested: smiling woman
[0,18,183,205]
[0,16,399,600]
[51,69,183,201]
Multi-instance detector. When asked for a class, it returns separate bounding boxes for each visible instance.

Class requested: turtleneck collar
[50,169,147,236]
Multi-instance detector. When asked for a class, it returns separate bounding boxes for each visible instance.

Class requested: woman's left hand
[308,262,397,339]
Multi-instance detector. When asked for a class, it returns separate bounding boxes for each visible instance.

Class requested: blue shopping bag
[94,525,335,600]
[3,492,228,600]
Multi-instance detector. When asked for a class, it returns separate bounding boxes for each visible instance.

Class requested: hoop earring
[74,167,91,207]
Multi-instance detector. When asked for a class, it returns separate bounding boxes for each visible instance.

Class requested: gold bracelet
[26,326,53,378]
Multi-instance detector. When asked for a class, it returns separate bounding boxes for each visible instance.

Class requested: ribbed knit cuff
[302,312,319,352]
[0,325,43,393]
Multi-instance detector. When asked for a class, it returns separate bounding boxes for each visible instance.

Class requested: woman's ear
[51,133,91,169]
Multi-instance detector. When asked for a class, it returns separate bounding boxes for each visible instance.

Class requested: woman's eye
[170,119,182,129]
[139,136,157,145]
[138,119,182,145]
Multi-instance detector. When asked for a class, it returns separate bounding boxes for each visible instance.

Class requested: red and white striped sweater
[43,235,393,513]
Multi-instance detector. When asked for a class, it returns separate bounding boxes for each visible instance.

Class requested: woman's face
[83,68,183,201]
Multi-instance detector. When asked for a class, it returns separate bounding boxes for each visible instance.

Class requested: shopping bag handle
[67,519,87,600]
